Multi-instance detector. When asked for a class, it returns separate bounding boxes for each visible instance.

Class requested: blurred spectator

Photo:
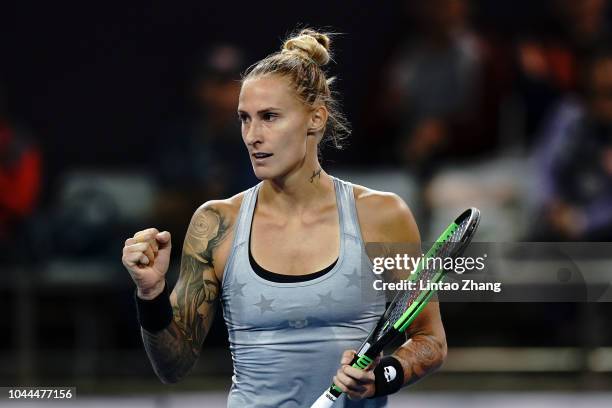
[361,0,511,235]
[515,0,611,143]
[0,84,42,258]
[530,48,612,241]
[154,45,257,237]
[365,0,506,180]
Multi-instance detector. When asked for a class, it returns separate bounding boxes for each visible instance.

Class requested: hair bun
[282,29,331,66]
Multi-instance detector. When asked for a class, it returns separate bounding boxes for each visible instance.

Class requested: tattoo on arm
[392,333,447,387]
[309,168,322,183]
[141,206,229,383]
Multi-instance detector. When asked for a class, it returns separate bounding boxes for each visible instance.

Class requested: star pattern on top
[233,280,247,297]
[254,294,275,314]
[343,268,361,288]
[316,291,343,307]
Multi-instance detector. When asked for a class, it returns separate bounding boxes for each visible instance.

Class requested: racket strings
[375,216,475,340]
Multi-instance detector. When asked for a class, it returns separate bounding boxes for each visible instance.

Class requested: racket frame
[319,208,480,401]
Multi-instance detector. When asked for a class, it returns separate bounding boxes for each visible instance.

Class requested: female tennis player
[122,28,447,407]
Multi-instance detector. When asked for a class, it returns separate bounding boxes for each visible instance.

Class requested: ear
[307,105,328,136]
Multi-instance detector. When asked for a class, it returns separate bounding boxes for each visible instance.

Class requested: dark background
[1,0,611,398]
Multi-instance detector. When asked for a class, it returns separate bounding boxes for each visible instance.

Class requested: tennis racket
[310,207,481,408]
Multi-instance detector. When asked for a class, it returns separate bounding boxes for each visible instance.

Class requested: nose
[243,120,262,147]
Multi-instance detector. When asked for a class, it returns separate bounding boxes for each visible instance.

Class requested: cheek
[276,119,308,150]
[240,124,248,143]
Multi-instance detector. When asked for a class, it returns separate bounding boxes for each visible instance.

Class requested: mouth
[252,152,273,160]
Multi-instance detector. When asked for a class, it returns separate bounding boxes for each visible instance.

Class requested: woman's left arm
[334,191,447,400]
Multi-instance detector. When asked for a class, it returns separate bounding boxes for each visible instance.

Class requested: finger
[138,255,151,265]
[123,243,153,266]
[123,251,147,267]
[134,228,159,241]
[155,231,171,244]
[344,365,374,383]
[341,350,356,365]
[125,241,155,261]
[124,242,150,254]
[144,245,155,263]
[336,369,367,394]
[147,238,159,254]
[332,376,349,394]
[333,376,356,400]
[337,369,360,390]
[125,237,137,246]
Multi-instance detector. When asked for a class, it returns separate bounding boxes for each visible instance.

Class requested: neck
[259,141,334,215]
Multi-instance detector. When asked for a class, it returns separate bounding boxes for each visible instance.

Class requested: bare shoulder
[194,191,245,222]
[352,183,420,243]
[185,191,247,281]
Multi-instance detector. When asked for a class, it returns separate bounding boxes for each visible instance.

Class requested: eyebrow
[237,107,281,115]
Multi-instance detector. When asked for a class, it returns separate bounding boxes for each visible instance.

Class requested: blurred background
[1,0,612,406]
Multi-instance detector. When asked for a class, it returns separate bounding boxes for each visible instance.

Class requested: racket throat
[356,342,372,356]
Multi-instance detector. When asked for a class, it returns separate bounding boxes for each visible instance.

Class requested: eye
[263,112,278,122]
[238,113,250,124]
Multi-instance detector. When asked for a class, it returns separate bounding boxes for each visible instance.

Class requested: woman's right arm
[123,204,230,383]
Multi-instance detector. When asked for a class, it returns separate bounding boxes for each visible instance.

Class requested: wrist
[370,356,404,398]
[137,280,166,300]
[135,280,173,332]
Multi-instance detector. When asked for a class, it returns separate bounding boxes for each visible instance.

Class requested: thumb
[155,231,171,245]
[153,232,172,275]
[341,350,357,365]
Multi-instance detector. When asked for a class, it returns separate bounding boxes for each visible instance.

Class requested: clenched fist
[122,228,172,300]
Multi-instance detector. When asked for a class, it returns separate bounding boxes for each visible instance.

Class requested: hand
[122,228,172,299]
[332,350,379,400]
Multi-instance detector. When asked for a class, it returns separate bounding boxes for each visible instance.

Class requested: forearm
[127,205,226,384]
[135,278,211,385]
[141,322,199,384]
[392,333,447,387]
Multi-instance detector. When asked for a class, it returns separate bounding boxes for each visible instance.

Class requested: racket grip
[309,354,370,407]
[310,390,337,408]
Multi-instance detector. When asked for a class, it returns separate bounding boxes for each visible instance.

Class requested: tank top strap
[232,181,263,247]
[232,177,361,248]
[331,176,362,240]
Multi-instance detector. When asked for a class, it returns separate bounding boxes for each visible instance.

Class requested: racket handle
[310,390,337,408]
[310,353,372,407]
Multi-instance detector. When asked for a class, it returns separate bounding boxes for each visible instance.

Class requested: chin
[251,166,274,181]
[251,165,291,182]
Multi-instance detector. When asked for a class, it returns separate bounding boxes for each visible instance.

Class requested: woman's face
[238,75,313,180]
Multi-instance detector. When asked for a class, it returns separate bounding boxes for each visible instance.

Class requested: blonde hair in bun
[243,28,350,151]
[282,29,331,66]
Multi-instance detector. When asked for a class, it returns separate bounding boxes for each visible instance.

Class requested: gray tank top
[221,176,388,408]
